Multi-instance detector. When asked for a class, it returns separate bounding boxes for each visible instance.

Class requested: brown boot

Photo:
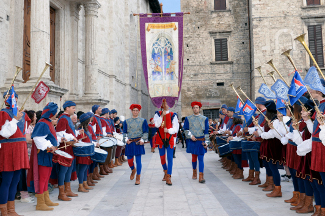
[229,164,237,174]
[58,185,71,201]
[90,174,98,184]
[106,167,113,173]
[290,193,306,210]
[130,168,137,180]
[233,169,244,179]
[199,172,205,183]
[225,161,232,170]
[87,174,95,186]
[95,166,104,178]
[64,182,78,197]
[250,171,261,185]
[321,208,325,216]
[7,201,22,215]
[99,165,108,175]
[296,196,314,213]
[114,158,122,166]
[263,176,274,191]
[162,170,167,181]
[108,161,114,168]
[35,193,54,211]
[312,205,321,216]
[242,169,254,182]
[266,186,282,197]
[78,184,89,193]
[0,203,8,216]
[112,160,117,167]
[258,175,269,188]
[192,169,197,180]
[231,167,238,177]
[166,174,172,186]
[135,175,141,185]
[44,190,59,206]
[103,163,110,173]
[83,181,93,190]
[284,191,299,203]
[92,167,101,180]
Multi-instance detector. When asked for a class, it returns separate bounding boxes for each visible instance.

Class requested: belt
[129,138,141,142]
[0,137,26,143]
[196,138,205,141]
[312,137,322,143]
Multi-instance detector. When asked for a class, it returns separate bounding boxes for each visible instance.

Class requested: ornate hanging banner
[139,13,184,108]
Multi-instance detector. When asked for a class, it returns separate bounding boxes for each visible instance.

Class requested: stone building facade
[181,0,325,118]
[0,0,161,120]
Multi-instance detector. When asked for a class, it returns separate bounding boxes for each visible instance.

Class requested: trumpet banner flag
[304,66,325,95]
[139,13,184,108]
[271,79,289,102]
[288,71,307,105]
[258,83,276,99]
[31,81,49,104]
[235,97,243,113]
[240,99,257,122]
[6,85,18,116]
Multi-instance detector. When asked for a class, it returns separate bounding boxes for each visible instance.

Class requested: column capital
[83,0,101,17]
[70,1,82,20]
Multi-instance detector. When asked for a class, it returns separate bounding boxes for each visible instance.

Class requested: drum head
[74,142,93,147]
[94,148,108,154]
[99,138,115,147]
[55,150,73,159]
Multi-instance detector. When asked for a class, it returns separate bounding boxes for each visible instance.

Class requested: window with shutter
[306,0,320,6]
[308,25,324,67]
[214,0,226,10]
[215,39,228,61]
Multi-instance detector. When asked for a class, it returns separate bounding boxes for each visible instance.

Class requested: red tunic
[56,113,76,158]
[232,124,242,154]
[286,122,306,170]
[156,111,175,149]
[75,125,93,165]
[0,109,31,171]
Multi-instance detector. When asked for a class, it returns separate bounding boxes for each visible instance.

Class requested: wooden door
[50,7,56,82]
[23,0,31,82]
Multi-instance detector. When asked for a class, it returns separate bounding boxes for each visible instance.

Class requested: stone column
[30,0,51,81]
[69,2,81,96]
[83,0,100,97]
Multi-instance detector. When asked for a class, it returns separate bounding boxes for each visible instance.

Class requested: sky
[159,0,181,13]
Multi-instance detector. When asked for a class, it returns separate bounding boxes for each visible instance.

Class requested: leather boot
[321,208,325,216]
[296,196,314,213]
[221,160,229,169]
[266,186,282,197]
[58,185,71,201]
[192,169,197,180]
[249,171,261,185]
[258,174,269,188]
[312,205,321,216]
[225,161,232,170]
[112,160,117,167]
[162,170,167,181]
[114,158,122,166]
[106,167,113,173]
[103,163,110,173]
[230,164,238,175]
[108,160,115,168]
[99,165,108,175]
[0,203,8,216]
[90,174,98,184]
[231,167,238,178]
[44,190,59,206]
[284,191,300,203]
[199,172,205,183]
[233,169,244,179]
[95,166,104,178]
[78,184,89,193]
[151,147,155,153]
[35,193,54,211]
[92,167,101,180]
[166,174,172,186]
[135,175,141,185]
[7,201,21,215]
[242,169,254,182]
[64,182,78,197]
[290,193,306,210]
[228,162,236,173]
[83,181,93,190]
[263,176,274,191]
[130,168,137,180]
[87,174,95,186]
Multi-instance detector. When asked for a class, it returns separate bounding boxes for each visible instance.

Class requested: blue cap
[227,107,235,112]
[102,108,110,115]
[221,104,228,109]
[41,102,58,119]
[63,101,76,109]
[92,105,100,113]
[295,96,308,106]
[233,113,240,119]
[114,117,120,123]
[80,113,91,123]
[86,111,94,117]
[255,97,266,105]
[304,99,315,111]
[111,109,117,114]
[3,89,18,99]
[265,100,276,113]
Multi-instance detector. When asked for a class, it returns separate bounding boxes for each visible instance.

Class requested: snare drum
[73,142,95,156]
[113,133,125,146]
[241,141,261,152]
[229,140,242,151]
[52,150,74,167]
[218,144,232,157]
[99,138,116,148]
[91,148,108,163]
[216,136,228,146]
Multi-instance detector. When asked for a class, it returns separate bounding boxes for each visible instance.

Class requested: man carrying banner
[0,89,31,215]
[55,101,79,201]
[154,100,179,185]
[184,101,209,183]
[123,104,149,185]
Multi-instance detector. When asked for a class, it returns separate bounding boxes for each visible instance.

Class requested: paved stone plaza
[16,144,298,216]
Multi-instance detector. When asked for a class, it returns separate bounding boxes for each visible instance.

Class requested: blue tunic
[123,117,149,156]
[184,114,209,155]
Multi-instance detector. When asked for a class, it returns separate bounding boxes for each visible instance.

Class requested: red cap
[150,118,153,121]
[130,104,142,111]
[191,101,202,108]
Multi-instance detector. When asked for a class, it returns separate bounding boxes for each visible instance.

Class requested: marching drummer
[153,99,179,185]
[56,101,79,201]
[100,108,114,174]
[184,101,210,183]
[27,102,60,211]
[123,104,149,185]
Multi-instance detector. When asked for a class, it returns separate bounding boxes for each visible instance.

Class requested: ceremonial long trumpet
[237,86,282,137]
[1,66,22,109]
[256,66,267,84]
[295,34,325,80]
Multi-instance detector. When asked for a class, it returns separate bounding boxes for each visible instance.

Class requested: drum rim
[55,150,73,158]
